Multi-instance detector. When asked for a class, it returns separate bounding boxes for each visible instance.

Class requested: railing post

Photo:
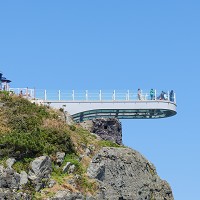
[155,89,156,100]
[127,90,130,101]
[72,90,74,101]
[58,90,61,101]
[44,90,47,101]
[26,87,28,98]
[86,90,88,101]
[33,88,36,99]
[174,93,176,103]
[168,91,170,101]
[113,90,115,101]
[99,90,102,101]
[32,88,34,99]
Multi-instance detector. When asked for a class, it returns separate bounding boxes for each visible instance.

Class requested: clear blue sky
[0,1,199,199]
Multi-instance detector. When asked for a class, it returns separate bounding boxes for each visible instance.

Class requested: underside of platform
[71,108,177,122]
[41,100,177,122]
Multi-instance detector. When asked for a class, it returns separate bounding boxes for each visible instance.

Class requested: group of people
[137,88,175,102]
[19,90,31,97]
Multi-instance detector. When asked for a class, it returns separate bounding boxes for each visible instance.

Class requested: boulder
[62,162,72,173]
[62,162,75,174]
[68,165,75,174]
[56,152,65,166]
[6,158,16,169]
[87,147,174,200]
[0,166,20,189]
[28,156,52,191]
[20,171,28,186]
[29,156,52,177]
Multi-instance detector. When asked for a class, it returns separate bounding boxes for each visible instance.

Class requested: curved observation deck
[9,88,177,122]
[69,100,176,122]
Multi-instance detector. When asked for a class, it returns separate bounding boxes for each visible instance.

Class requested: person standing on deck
[150,89,154,100]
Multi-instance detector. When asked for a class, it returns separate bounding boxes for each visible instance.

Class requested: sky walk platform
[9,88,177,122]
[43,100,177,122]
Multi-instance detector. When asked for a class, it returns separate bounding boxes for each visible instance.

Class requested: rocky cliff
[0,147,174,200]
[88,147,173,200]
[0,94,174,199]
[80,118,122,145]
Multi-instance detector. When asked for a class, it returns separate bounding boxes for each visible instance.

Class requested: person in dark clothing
[160,91,164,100]
[170,90,174,102]
[157,91,165,100]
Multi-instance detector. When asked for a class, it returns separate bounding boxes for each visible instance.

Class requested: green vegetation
[99,140,122,148]
[51,153,84,184]
[63,154,85,174]
[75,174,98,195]
[12,157,34,173]
[0,94,74,159]
[0,93,122,198]
[0,129,74,159]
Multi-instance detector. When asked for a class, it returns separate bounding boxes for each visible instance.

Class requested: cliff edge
[88,147,173,200]
[0,93,174,199]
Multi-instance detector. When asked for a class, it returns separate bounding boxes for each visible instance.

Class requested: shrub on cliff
[0,94,74,159]
[1,95,51,132]
[0,129,74,159]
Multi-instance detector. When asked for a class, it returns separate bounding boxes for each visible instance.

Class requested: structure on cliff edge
[0,72,11,91]
[9,88,177,122]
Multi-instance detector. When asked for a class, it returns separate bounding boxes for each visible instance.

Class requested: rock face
[0,165,31,199]
[0,165,20,189]
[91,118,122,145]
[0,188,31,200]
[87,147,174,200]
[51,189,84,200]
[28,156,52,191]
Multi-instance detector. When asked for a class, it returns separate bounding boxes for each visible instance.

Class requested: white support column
[168,91,170,101]
[31,89,33,99]
[113,90,116,101]
[72,90,75,101]
[58,90,61,101]
[86,90,88,101]
[26,87,28,98]
[99,90,102,101]
[44,90,47,101]
[34,88,36,99]
[174,93,176,103]
[127,90,130,101]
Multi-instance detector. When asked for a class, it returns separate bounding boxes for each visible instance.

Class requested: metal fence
[9,88,176,103]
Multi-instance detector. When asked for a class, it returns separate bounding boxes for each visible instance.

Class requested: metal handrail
[9,88,176,103]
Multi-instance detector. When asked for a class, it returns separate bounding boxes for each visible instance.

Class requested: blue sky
[0,1,200,199]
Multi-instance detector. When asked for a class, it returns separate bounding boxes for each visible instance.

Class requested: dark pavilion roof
[1,77,11,83]
[0,72,11,83]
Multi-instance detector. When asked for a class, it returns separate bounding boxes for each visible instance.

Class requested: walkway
[9,88,177,122]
